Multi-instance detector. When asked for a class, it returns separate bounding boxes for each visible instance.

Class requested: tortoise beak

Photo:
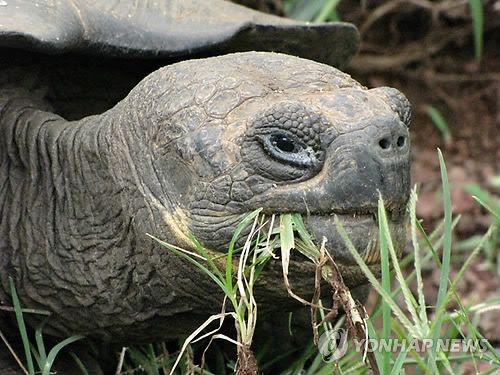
[301,209,407,268]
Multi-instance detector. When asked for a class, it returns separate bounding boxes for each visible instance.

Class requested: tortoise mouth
[269,207,407,288]
[302,208,405,264]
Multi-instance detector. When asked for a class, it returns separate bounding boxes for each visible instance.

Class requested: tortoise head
[112,52,410,298]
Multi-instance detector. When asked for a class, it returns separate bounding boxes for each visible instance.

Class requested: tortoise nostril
[378,138,391,150]
[397,136,406,148]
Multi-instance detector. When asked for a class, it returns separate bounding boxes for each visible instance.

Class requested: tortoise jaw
[301,213,371,264]
[299,207,407,265]
[278,208,406,289]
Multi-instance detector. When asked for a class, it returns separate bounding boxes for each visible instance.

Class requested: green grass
[284,0,342,22]
[426,105,453,146]
[328,150,499,374]
[5,278,85,375]
[464,179,500,274]
[468,0,484,61]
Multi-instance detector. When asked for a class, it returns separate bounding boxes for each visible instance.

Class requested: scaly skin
[0,52,410,343]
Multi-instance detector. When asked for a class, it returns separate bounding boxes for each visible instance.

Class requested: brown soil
[236,345,258,375]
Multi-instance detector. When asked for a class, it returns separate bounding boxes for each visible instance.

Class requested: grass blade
[42,335,84,375]
[410,187,428,324]
[378,198,392,375]
[188,234,226,283]
[428,149,453,369]
[35,320,48,367]
[426,106,452,145]
[436,149,453,308]
[334,216,416,336]
[314,0,342,22]
[468,0,484,60]
[367,320,383,371]
[390,348,409,375]
[472,196,500,221]
[69,352,89,375]
[292,213,321,260]
[379,196,424,338]
[226,208,263,292]
[280,213,295,279]
[149,234,230,296]
[9,277,35,375]
[431,224,494,333]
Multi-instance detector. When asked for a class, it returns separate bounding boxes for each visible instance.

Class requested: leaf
[280,214,295,279]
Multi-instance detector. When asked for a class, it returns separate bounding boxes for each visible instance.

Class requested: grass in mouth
[149,207,378,374]
[280,213,379,373]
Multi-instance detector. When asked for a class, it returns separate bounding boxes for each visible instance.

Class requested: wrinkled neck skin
[0,93,220,341]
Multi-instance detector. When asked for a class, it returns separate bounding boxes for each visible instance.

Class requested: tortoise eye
[271,134,297,153]
[257,132,319,168]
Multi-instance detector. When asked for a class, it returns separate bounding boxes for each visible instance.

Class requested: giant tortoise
[0,0,411,371]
